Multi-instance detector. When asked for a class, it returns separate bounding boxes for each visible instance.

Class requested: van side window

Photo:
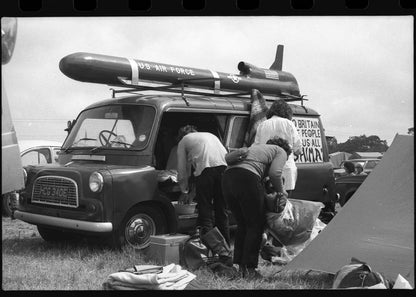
[226,116,249,150]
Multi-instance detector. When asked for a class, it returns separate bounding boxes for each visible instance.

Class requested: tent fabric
[281,134,414,286]
[349,151,383,159]
[329,152,352,168]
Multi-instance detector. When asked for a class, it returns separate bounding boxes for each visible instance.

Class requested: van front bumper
[14,211,113,233]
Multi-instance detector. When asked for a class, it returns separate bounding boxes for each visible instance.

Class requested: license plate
[39,185,68,199]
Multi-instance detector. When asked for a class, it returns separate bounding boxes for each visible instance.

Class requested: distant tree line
[326,135,389,154]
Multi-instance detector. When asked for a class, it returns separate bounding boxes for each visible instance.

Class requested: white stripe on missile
[209,70,220,94]
[128,58,139,85]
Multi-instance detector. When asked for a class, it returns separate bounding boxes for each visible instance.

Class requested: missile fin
[270,44,284,71]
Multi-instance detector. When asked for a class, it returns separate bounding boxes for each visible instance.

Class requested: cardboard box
[145,234,190,265]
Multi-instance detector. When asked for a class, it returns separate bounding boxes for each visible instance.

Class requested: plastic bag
[262,199,326,265]
[262,218,326,265]
[265,192,287,213]
[266,199,324,246]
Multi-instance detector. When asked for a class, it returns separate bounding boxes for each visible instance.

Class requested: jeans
[222,167,265,268]
[195,165,229,245]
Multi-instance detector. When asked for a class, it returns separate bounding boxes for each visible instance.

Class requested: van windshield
[62,105,155,151]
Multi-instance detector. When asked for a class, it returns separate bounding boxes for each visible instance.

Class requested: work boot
[219,255,233,267]
[201,227,233,267]
[238,264,247,278]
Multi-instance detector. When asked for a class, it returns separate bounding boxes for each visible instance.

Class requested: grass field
[2,217,334,290]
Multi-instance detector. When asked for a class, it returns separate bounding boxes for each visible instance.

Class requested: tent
[329,151,352,168]
[281,134,414,286]
[349,151,383,159]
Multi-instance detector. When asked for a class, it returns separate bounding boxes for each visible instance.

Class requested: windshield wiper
[90,147,103,154]
[110,140,132,148]
[61,147,73,153]
[73,137,97,146]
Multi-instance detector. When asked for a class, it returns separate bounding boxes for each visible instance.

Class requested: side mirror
[64,119,75,134]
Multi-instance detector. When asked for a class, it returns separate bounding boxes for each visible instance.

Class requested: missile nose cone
[59,52,91,81]
[59,52,131,85]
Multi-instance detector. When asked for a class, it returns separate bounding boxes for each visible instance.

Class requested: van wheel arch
[112,204,167,250]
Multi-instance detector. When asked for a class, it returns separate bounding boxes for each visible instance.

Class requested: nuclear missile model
[59,45,301,97]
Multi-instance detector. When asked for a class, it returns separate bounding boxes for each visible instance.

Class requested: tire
[2,194,13,217]
[115,205,167,250]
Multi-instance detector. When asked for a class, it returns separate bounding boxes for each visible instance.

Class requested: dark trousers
[222,167,265,268]
[195,165,230,245]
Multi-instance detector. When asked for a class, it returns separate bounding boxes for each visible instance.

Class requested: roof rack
[110,77,308,105]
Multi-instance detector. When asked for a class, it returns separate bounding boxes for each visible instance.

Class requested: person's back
[254,115,301,194]
[222,137,291,278]
[176,127,230,250]
[229,144,284,181]
[254,116,299,148]
[179,132,227,176]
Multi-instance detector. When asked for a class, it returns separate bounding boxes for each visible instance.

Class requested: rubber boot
[200,227,233,267]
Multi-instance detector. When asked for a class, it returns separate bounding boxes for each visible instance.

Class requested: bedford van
[13,47,336,249]
[13,92,335,249]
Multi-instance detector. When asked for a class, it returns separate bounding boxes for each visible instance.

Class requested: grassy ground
[2,217,334,290]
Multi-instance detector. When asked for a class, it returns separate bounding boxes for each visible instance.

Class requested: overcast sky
[2,16,413,146]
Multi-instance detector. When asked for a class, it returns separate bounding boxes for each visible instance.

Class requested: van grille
[32,176,79,208]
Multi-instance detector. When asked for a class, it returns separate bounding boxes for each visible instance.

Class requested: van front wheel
[118,205,167,250]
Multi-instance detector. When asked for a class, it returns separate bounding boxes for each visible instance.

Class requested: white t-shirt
[254,116,301,190]
[177,132,227,192]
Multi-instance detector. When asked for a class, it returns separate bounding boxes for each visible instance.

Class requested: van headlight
[89,172,104,193]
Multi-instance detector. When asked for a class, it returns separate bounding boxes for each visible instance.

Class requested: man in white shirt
[176,125,230,244]
[254,100,302,196]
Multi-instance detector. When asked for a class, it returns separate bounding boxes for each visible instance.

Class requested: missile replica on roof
[59,45,301,98]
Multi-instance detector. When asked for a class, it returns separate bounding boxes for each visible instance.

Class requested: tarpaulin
[281,134,414,287]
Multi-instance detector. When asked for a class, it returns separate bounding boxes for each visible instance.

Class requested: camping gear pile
[260,191,327,265]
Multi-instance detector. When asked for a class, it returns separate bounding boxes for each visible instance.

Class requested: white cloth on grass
[103,263,196,290]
